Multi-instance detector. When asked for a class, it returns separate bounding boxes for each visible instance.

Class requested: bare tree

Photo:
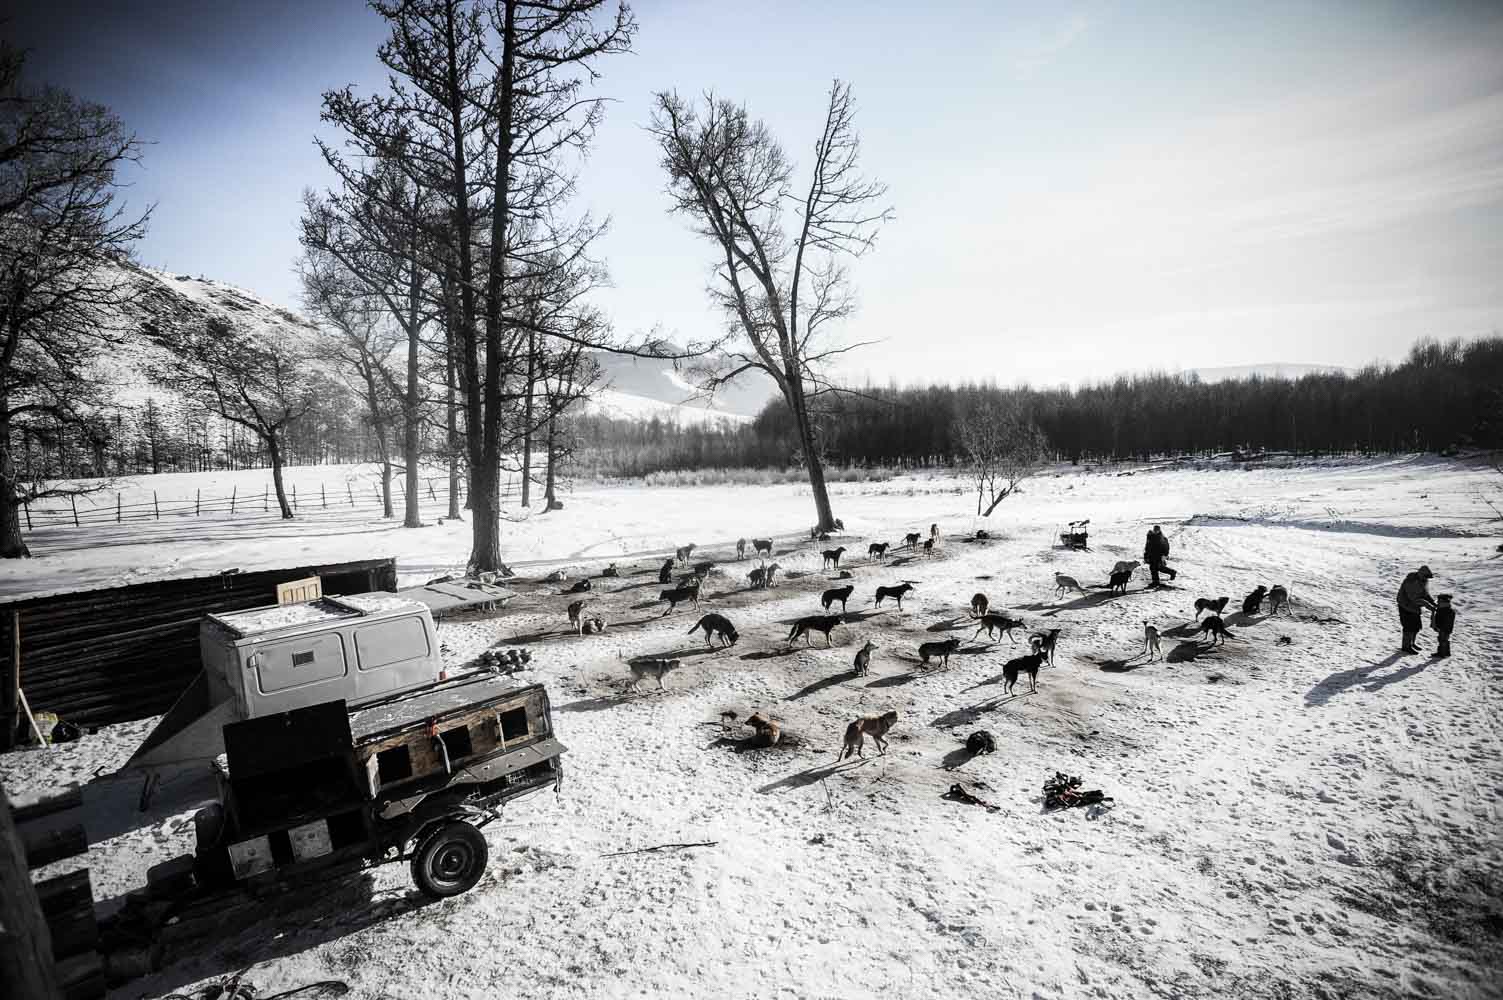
[299,254,404,518]
[955,401,1049,517]
[650,81,892,532]
[149,317,315,518]
[0,43,150,556]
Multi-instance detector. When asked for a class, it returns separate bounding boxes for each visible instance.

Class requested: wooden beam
[0,779,64,1000]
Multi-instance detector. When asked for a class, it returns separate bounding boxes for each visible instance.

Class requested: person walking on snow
[1396,565,1437,655]
[1144,525,1176,588]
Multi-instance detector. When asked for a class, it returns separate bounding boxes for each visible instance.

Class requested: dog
[923,537,935,557]
[930,523,939,539]
[1108,569,1131,594]
[1195,615,1235,645]
[918,637,961,668]
[788,614,843,647]
[839,710,898,760]
[822,546,847,570]
[1112,559,1141,577]
[736,538,747,560]
[688,613,739,648]
[567,599,589,634]
[1268,585,1288,615]
[969,593,989,618]
[745,712,781,747]
[1143,620,1161,661]
[628,657,682,693]
[676,543,696,564]
[659,559,675,584]
[563,578,591,594]
[821,584,856,613]
[752,538,774,557]
[658,582,700,615]
[874,582,916,611]
[1002,652,1044,695]
[602,563,619,578]
[748,563,776,589]
[809,525,820,540]
[1030,627,1062,665]
[868,541,890,561]
[1054,573,1087,599]
[903,531,921,549]
[853,639,877,676]
[692,560,715,579]
[972,613,1025,643]
[1242,585,1268,616]
[581,616,606,635]
[1193,596,1230,619]
[834,518,845,531]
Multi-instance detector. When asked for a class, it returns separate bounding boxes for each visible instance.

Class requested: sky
[7,0,1503,389]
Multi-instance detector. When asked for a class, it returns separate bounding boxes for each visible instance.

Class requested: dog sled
[1058,519,1090,550]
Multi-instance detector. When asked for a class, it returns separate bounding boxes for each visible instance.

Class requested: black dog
[903,531,921,549]
[1193,596,1229,619]
[918,637,961,668]
[688,613,739,648]
[752,538,774,557]
[1107,569,1131,594]
[563,578,591,594]
[868,542,890,561]
[1242,586,1268,616]
[822,546,847,569]
[875,582,916,611]
[788,614,843,647]
[658,582,700,615]
[1002,652,1044,695]
[659,559,675,584]
[972,613,1025,643]
[821,585,855,613]
[1195,615,1235,645]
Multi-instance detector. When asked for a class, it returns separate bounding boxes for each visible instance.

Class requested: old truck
[128,592,564,902]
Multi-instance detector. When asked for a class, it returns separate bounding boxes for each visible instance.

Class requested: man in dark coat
[1143,525,1176,587]
[1396,565,1437,654]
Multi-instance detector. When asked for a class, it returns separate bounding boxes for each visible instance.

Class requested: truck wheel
[411,821,488,899]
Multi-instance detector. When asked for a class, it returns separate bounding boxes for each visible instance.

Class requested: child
[1432,594,1455,658]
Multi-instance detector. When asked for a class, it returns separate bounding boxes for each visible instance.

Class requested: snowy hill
[587,348,776,419]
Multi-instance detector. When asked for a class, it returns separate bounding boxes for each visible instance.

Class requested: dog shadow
[940,745,981,770]
[926,617,971,632]
[930,694,1019,728]
[741,647,802,661]
[1095,654,1155,672]
[1166,641,1214,663]
[558,693,631,713]
[1164,622,1202,638]
[785,669,862,701]
[1224,611,1269,627]
[843,609,884,623]
[866,670,925,688]
[506,627,570,644]
[630,599,665,611]
[756,756,870,794]
[1304,651,1412,707]
[1045,590,1134,616]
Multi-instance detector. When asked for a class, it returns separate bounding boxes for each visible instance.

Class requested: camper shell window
[355,616,430,671]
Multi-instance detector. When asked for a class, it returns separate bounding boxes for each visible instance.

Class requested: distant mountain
[1186,363,1353,383]
[587,350,778,420]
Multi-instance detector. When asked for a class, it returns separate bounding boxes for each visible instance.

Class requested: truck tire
[411,820,489,899]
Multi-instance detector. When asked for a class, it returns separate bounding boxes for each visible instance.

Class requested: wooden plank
[18,804,89,870]
[36,870,97,960]
[54,950,104,1000]
[12,788,82,825]
[0,778,64,1000]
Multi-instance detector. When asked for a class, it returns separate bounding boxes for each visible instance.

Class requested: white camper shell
[201,593,441,720]
[129,593,443,770]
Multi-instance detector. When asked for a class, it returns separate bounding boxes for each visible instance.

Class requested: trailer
[188,674,564,900]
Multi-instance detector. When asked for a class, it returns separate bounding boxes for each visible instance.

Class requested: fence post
[116,493,121,523]
[153,491,159,520]
[374,486,380,507]
[263,486,268,512]
[230,485,237,515]
[428,479,436,501]
[293,484,298,510]
[321,483,326,509]
[195,489,200,517]
[70,495,79,528]
[347,483,354,507]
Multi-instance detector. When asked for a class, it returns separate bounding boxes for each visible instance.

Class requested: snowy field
[3,457,1502,999]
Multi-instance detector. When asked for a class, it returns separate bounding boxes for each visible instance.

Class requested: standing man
[1396,565,1437,655]
[1143,525,1176,588]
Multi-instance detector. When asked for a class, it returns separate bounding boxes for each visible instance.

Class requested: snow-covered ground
[3,457,1501,999]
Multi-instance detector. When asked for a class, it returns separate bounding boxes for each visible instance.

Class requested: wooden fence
[1,558,398,749]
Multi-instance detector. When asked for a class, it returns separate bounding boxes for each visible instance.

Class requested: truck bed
[347,671,533,743]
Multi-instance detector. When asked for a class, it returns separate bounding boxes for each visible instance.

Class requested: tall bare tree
[0,43,150,557]
[149,317,315,519]
[650,80,892,531]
